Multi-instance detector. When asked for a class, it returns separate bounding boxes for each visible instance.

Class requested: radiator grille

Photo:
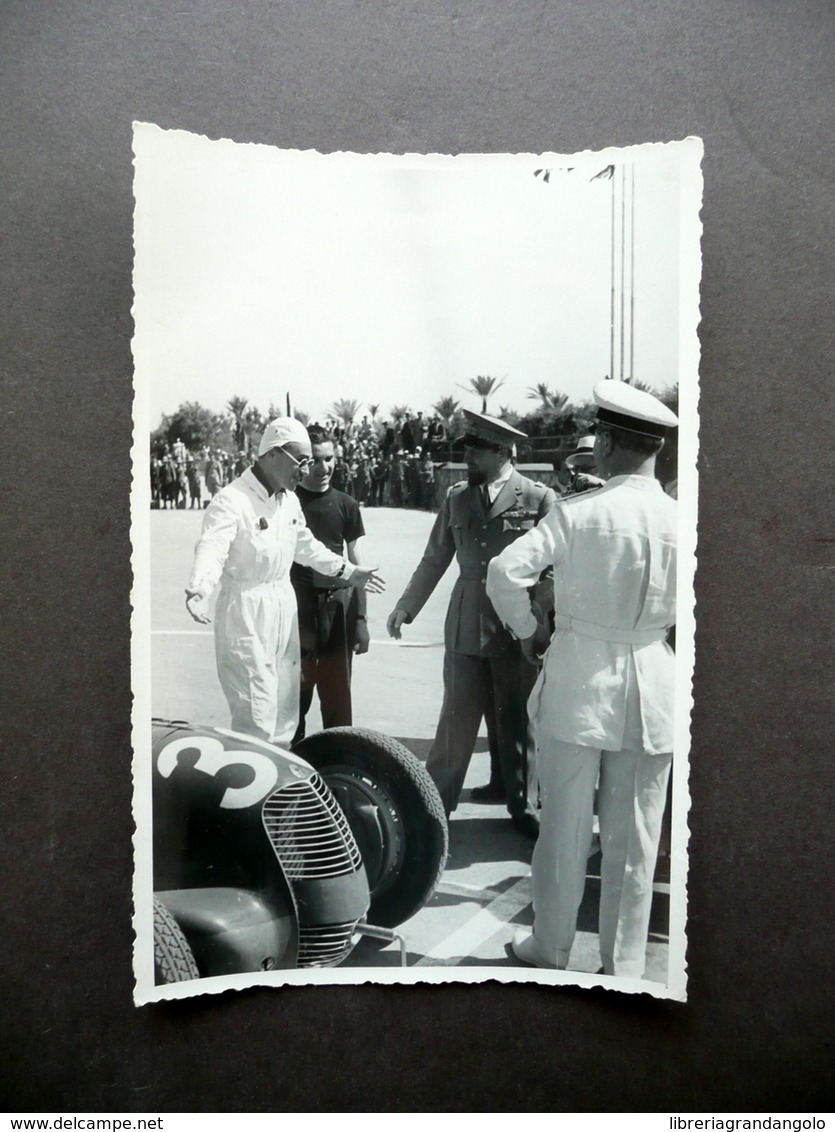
[262,773,362,879]
[297,921,359,968]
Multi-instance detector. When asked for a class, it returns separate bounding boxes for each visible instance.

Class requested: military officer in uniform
[387,410,557,836]
[486,381,678,977]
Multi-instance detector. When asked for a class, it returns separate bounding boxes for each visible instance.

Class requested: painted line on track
[152,630,213,635]
[415,875,532,967]
[434,876,530,904]
[152,630,443,647]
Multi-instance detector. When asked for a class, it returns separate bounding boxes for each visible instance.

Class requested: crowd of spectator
[150,411,452,511]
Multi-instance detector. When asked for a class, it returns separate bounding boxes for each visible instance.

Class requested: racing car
[152,719,448,982]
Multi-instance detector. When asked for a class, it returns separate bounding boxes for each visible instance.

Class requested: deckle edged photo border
[130,128,702,1004]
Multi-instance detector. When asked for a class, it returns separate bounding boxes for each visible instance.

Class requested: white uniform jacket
[486,475,677,755]
[188,468,355,741]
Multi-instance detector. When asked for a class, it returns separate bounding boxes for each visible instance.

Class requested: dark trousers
[425,647,538,819]
[292,589,356,745]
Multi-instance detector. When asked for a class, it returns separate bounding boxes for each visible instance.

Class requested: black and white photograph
[131,127,702,1004]
[6,0,833,1113]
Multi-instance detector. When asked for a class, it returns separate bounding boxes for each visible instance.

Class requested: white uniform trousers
[531,736,672,978]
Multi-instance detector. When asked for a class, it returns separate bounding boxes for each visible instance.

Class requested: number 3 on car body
[156,735,279,809]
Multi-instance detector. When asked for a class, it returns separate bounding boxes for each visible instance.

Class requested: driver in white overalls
[185,417,384,744]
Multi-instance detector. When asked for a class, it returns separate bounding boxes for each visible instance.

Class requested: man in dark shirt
[291,427,369,743]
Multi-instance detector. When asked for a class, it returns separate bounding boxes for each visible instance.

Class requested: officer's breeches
[426,648,537,817]
[530,736,672,977]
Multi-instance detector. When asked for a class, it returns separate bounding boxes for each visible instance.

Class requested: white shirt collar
[243,466,279,503]
[485,463,514,502]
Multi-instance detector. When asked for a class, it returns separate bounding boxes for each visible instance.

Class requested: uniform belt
[555,613,668,645]
[223,575,291,592]
[458,566,487,581]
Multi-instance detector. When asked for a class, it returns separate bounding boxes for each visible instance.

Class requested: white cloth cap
[258,416,311,456]
[593,380,678,437]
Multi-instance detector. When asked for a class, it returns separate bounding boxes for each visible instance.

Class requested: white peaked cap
[258,416,311,456]
[593,380,678,438]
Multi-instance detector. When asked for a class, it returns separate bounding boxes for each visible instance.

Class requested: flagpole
[620,163,627,383]
[610,167,616,381]
[629,162,635,385]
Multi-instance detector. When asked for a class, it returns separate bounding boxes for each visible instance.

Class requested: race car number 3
[157,735,279,810]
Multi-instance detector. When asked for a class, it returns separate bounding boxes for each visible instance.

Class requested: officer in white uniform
[486,381,678,978]
[185,418,384,745]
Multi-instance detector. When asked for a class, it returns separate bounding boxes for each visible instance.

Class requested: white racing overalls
[188,468,354,744]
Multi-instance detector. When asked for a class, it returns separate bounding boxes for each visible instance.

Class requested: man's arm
[538,484,558,518]
[185,493,239,623]
[386,488,456,638]
[293,505,385,593]
[486,508,563,651]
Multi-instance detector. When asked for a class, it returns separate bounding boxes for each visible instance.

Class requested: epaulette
[448,479,469,495]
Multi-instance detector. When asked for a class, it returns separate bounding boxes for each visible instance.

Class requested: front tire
[292,728,448,928]
[153,897,199,983]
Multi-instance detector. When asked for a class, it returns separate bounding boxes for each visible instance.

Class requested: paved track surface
[147,504,669,982]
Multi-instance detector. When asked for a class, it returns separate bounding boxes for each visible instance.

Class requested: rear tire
[153,897,199,983]
[292,728,448,928]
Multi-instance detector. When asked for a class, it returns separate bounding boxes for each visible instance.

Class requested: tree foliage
[157,402,231,452]
[458,375,505,412]
[226,395,249,449]
[526,383,569,412]
[518,399,596,440]
[658,382,679,413]
[432,395,460,424]
[330,398,362,425]
[497,405,522,427]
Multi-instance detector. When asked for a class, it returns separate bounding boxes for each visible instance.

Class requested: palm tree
[293,408,310,427]
[243,405,265,448]
[458,375,506,413]
[390,404,412,425]
[330,398,362,427]
[368,403,380,420]
[431,395,460,428]
[226,395,249,449]
[526,383,569,413]
[526,382,551,408]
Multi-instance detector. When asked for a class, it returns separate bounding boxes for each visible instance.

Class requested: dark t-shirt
[291,485,365,591]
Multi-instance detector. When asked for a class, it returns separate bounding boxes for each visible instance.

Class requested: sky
[133,128,692,428]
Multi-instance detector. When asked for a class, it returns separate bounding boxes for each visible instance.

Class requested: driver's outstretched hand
[349,565,386,594]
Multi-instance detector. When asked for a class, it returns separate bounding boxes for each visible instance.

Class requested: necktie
[482,485,491,511]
